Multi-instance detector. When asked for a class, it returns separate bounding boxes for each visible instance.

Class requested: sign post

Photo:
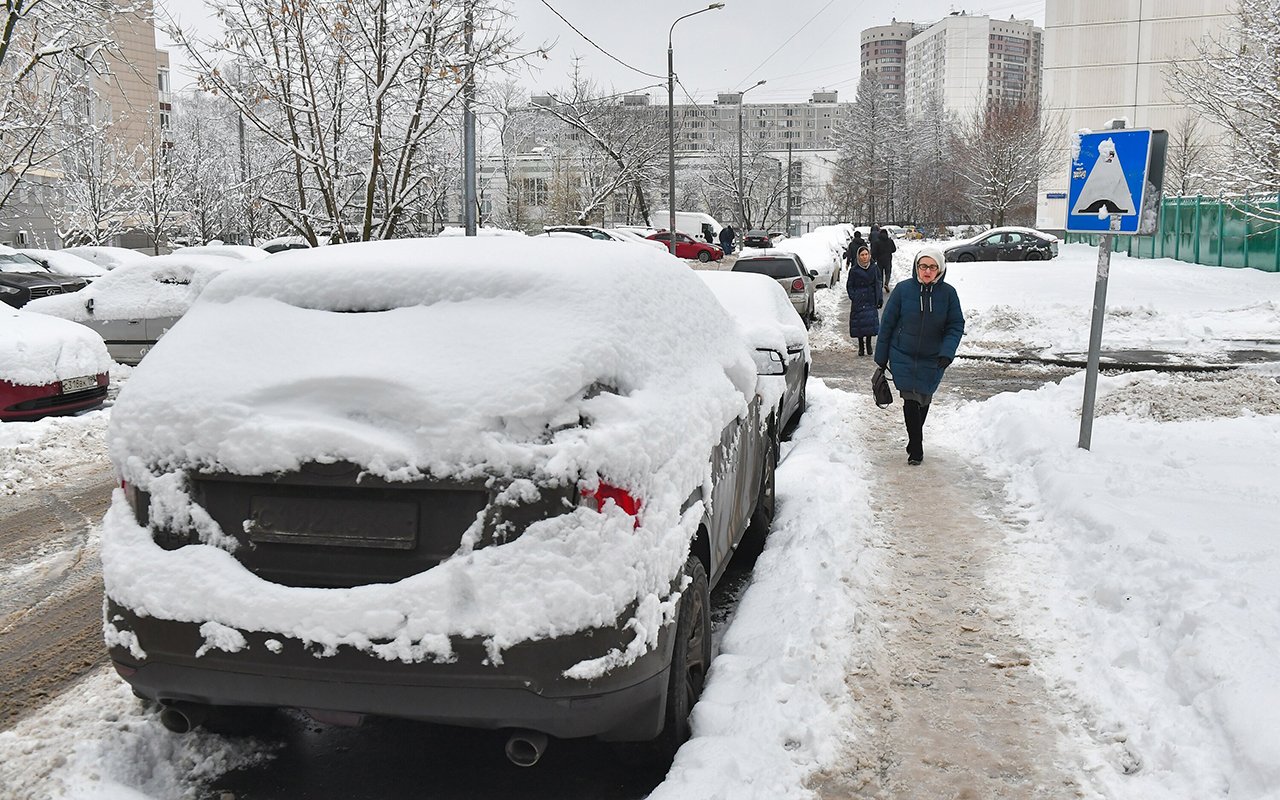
[1066,125,1166,450]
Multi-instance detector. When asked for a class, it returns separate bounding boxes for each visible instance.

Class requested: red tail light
[791,278,805,292]
[580,481,643,525]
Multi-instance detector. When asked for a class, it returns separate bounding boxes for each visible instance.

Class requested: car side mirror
[809,270,819,279]
[753,348,787,376]
[85,297,94,314]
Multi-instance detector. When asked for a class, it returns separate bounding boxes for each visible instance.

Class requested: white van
[650,211,722,244]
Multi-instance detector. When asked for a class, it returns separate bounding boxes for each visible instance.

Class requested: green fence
[1064,195,1280,273]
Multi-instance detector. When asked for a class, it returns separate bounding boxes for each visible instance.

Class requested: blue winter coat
[873,274,964,396]
[846,261,881,337]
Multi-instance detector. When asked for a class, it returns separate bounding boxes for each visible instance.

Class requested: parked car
[0,308,112,421]
[730,252,817,325]
[24,254,247,364]
[101,237,782,763]
[0,247,90,308]
[773,235,841,289]
[544,226,668,252]
[60,246,152,271]
[646,231,724,262]
[697,271,810,439]
[742,230,774,249]
[944,226,1060,262]
[17,249,110,281]
[171,245,272,262]
[649,211,721,244]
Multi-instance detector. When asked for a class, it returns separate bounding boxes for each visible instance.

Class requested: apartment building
[1036,0,1234,228]
[860,20,925,105]
[903,13,1042,119]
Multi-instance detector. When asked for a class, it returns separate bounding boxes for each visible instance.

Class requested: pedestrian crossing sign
[1066,129,1165,235]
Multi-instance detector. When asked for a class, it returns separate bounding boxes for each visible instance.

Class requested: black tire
[697,250,711,263]
[740,435,777,556]
[957,252,976,262]
[640,556,710,763]
[1025,250,1043,261]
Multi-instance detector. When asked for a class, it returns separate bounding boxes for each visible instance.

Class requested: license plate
[247,495,418,549]
[60,375,98,393]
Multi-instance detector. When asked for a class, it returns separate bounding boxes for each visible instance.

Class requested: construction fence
[1063,195,1280,273]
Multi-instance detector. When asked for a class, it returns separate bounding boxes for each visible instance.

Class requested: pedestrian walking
[845,230,867,265]
[718,224,736,255]
[873,246,964,466]
[846,245,880,356]
[872,227,896,294]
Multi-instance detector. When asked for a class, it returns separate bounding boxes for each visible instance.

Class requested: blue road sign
[1066,129,1153,234]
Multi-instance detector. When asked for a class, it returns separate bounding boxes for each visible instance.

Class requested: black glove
[875,362,887,370]
[937,356,953,368]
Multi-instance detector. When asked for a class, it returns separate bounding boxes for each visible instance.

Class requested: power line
[538,0,665,80]
[737,0,843,90]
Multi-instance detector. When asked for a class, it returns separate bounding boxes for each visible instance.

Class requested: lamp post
[668,3,725,255]
[737,79,766,231]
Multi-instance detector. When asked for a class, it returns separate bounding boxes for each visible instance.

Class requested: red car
[646,231,724,263]
[1,309,112,422]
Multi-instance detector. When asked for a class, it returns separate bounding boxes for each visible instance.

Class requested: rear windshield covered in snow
[732,257,801,280]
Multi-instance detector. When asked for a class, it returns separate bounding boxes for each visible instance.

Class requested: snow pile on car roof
[24,254,246,322]
[0,309,113,385]
[697,271,808,354]
[101,237,759,670]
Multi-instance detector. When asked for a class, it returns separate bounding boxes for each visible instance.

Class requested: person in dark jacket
[846,245,880,356]
[874,246,964,465]
[718,224,736,255]
[845,230,867,264]
[871,228,896,294]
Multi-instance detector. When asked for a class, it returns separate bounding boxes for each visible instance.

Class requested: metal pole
[463,2,477,236]
[667,43,676,255]
[737,98,744,229]
[785,142,793,234]
[1079,214,1120,450]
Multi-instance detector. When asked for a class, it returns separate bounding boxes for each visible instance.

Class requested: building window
[520,178,547,206]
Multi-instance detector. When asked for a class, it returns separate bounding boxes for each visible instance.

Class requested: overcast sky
[156,0,1045,103]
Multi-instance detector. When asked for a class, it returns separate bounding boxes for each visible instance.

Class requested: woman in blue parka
[847,245,881,356]
[873,246,964,465]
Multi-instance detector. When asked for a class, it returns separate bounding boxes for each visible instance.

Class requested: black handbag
[871,366,893,407]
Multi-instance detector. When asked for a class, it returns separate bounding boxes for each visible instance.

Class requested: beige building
[1036,0,1234,228]
[860,21,924,106]
[904,13,1042,120]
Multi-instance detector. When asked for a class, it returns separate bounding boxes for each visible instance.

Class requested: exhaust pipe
[504,729,548,767]
[159,701,208,734]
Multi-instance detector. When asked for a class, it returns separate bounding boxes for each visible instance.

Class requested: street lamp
[668,3,725,255]
[737,79,766,231]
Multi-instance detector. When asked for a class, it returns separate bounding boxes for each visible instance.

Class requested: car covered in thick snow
[0,309,112,421]
[0,247,90,308]
[17,248,110,281]
[100,237,781,762]
[697,270,810,439]
[60,245,152,271]
[24,253,248,364]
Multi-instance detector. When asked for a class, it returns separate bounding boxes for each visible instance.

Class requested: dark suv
[0,250,88,308]
[102,238,781,764]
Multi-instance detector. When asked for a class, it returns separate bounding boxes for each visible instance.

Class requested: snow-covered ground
[1,241,1278,799]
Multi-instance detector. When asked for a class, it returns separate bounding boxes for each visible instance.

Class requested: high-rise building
[903,13,1042,119]
[860,20,924,105]
[1036,0,1234,228]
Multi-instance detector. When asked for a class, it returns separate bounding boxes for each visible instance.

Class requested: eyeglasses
[917,263,940,271]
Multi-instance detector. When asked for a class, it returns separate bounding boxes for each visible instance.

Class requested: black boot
[858,339,865,356]
[903,400,925,464]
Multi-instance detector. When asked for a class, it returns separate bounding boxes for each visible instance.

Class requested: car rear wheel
[740,434,777,557]
[957,252,976,262]
[1024,251,1043,261]
[697,251,711,263]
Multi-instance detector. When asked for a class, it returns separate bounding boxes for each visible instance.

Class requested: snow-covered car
[60,246,152,271]
[101,237,780,761]
[170,245,271,262]
[544,225,669,252]
[731,251,818,325]
[697,271,810,439]
[17,248,110,281]
[0,247,90,308]
[0,309,112,421]
[258,235,312,254]
[772,235,842,288]
[944,226,1059,262]
[24,254,248,364]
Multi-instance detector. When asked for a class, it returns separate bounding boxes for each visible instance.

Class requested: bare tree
[46,120,135,246]
[953,100,1057,227]
[168,0,525,244]
[694,140,786,231]
[1169,0,1280,221]
[0,0,138,219]
[121,112,178,253]
[1165,113,1210,197]
[831,77,904,224]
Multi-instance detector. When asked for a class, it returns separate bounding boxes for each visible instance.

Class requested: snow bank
[0,308,114,386]
[652,382,885,799]
[933,370,1280,798]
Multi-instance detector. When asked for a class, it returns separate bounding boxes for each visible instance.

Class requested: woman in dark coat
[873,246,964,465]
[871,228,897,294]
[846,245,880,356]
